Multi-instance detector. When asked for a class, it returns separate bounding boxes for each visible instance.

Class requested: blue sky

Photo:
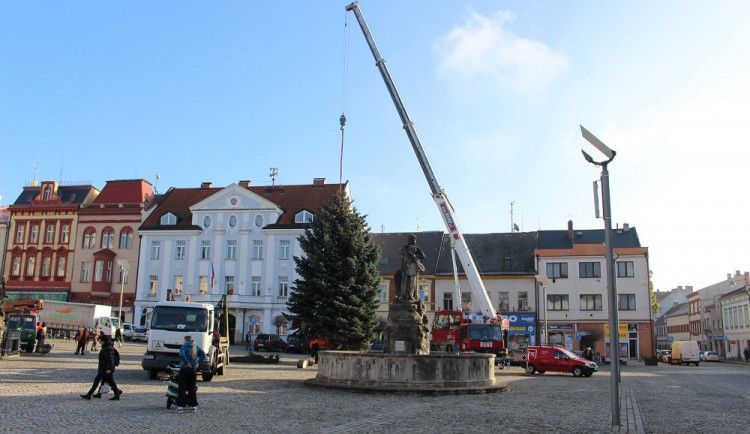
[2,1,749,293]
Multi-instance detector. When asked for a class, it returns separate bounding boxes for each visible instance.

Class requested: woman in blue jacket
[176,335,206,414]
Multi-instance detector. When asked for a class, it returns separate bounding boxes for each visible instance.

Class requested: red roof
[93,179,154,205]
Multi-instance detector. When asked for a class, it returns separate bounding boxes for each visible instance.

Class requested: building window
[294,210,314,223]
[579,262,601,278]
[60,224,70,243]
[83,229,96,249]
[119,229,133,249]
[618,294,636,310]
[30,225,39,244]
[201,241,211,259]
[548,294,569,311]
[176,241,186,260]
[253,240,263,259]
[580,294,603,311]
[498,292,509,311]
[15,224,25,243]
[174,275,183,294]
[225,276,234,294]
[279,240,290,260]
[199,276,208,294]
[11,256,21,276]
[278,276,289,297]
[80,262,91,283]
[617,261,635,278]
[117,266,128,284]
[101,228,114,249]
[546,262,568,279]
[41,256,51,277]
[228,215,237,228]
[149,275,158,295]
[248,315,261,334]
[106,260,113,283]
[378,284,388,302]
[226,240,237,259]
[26,257,36,276]
[94,260,104,282]
[151,241,160,259]
[251,276,262,296]
[461,293,472,311]
[518,291,529,311]
[419,284,430,302]
[46,225,55,243]
[160,213,177,225]
[443,293,454,311]
[57,257,66,277]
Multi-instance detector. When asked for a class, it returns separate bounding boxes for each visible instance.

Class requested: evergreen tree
[285,195,381,350]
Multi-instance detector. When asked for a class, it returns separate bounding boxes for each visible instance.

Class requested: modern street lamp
[116,259,130,326]
[580,125,620,427]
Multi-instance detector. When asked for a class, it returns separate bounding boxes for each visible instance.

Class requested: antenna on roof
[269,167,279,189]
[154,171,160,194]
[32,162,39,186]
[381,223,385,234]
[59,159,64,185]
[510,201,517,232]
[416,217,421,232]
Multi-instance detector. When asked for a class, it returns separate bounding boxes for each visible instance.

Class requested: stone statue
[398,234,425,300]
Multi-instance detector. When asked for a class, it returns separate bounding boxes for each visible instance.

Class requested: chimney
[313,178,325,187]
[238,180,251,188]
[623,222,630,230]
[736,270,741,277]
[727,273,732,280]
[201,182,212,189]
[567,220,573,241]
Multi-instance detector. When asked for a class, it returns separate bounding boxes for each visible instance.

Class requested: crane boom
[345,1,498,321]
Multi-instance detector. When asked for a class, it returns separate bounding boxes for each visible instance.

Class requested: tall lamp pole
[580,125,620,427]
[116,259,130,325]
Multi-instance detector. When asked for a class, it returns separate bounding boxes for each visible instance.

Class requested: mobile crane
[345,2,508,355]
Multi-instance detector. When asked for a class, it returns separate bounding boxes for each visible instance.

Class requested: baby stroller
[165,364,181,409]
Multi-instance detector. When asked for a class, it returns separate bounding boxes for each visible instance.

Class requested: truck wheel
[525,364,536,375]
[572,366,583,377]
[149,369,158,380]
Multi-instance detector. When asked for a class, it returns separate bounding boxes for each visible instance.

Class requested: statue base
[383,299,430,355]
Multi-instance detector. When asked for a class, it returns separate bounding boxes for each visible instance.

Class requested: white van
[121,322,135,341]
[670,340,701,366]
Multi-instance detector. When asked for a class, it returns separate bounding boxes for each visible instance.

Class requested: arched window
[119,228,133,249]
[101,227,115,249]
[83,228,97,249]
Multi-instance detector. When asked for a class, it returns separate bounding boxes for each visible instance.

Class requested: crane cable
[339,10,350,204]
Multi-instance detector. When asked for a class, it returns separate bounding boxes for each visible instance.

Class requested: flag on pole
[210,264,215,289]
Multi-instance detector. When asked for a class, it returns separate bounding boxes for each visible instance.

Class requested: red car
[524,346,598,377]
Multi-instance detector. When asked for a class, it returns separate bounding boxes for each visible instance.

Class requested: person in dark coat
[74,328,89,355]
[81,334,122,400]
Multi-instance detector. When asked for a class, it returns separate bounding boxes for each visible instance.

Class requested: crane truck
[345,1,508,358]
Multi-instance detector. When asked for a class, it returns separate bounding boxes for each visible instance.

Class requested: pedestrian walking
[175,335,206,414]
[245,331,252,351]
[81,334,123,401]
[74,328,89,355]
[114,327,123,348]
[35,322,47,353]
[744,347,749,362]
[91,324,101,351]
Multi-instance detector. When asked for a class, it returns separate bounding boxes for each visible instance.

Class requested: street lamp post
[116,259,130,325]
[536,274,551,346]
[580,125,620,427]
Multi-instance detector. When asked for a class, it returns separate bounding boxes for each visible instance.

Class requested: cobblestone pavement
[1,339,749,433]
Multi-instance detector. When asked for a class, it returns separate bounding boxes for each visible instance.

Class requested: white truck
[670,340,701,366]
[141,301,228,381]
[41,301,119,337]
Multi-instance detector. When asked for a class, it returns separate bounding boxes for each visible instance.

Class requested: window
[101,228,115,249]
[295,210,314,223]
[11,257,20,276]
[46,225,55,243]
[548,294,569,311]
[119,229,133,249]
[60,224,70,243]
[518,291,529,311]
[26,257,36,276]
[279,240,290,260]
[443,293,454,310]
[149,275,158,295]
[57,257,66,277]
[105,260,113,283]
[278,276,289,297]
[580,294,603,311]
[151,241,161,259]
[176,241,186,260]
[83,229,96,249]
[225,276,234,294]
[15,224,25,243]
[461,293,472,311]
[160,213,177,225]
[253,240,263,259]
[94,261,104,282]
[30,225,39,243]
[579,262,601,278]
[199,276,208,294]
[378,284,388,302]
[419,284,430,302]
[251,276,262,296]
[498,292,509,311]
[226,240,237,259]
[546,262,568,279]
[80,262,92,283]
[201,241,211,259]
[41,257,51,277]
[618,294,636,310]
[173,275,183,295]
[229,215,237,228]
[118,266,128,284]
[617,261,635,278]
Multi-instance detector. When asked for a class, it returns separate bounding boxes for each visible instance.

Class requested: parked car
[254,333,287,352]
[121,323,135,341]
[524,345,598,377]
[132,327,149,342]
[368,341,384,352]
[700,351,720,362]
[285,333,310,354]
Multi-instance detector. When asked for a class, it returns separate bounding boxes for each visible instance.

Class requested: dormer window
[295,210,314,223]
[160,213,178,226]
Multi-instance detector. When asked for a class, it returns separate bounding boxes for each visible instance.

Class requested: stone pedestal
[384,299,430,355]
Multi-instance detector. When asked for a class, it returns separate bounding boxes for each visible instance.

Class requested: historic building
[133,178,343,344]
[69,179,155,323]
[3,181,99,300]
